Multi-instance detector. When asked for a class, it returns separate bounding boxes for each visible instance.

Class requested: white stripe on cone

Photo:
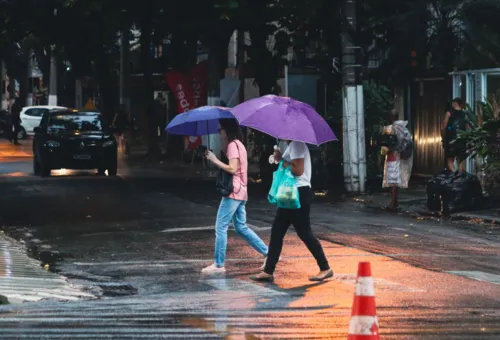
[348,316,379,335]
[355,277,375,296]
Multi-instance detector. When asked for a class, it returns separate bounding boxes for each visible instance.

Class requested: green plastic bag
[268,161,301,209]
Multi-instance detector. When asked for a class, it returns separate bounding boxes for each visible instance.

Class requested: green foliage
[454,99,500,197]
[453,118,500,159]
[326,80,393,124]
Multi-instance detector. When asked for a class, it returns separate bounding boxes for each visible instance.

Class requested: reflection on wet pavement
[0,232,93,303]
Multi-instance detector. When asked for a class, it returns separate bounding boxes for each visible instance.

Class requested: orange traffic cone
[347,262,380,340]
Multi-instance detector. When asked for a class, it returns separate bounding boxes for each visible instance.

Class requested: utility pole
[342,0,365,193]
[119,29,131,113]
[26,49,34,107]
[0,60,7,110]
[48,49,58,106]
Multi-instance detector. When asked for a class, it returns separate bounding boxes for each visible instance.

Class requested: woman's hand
[206,150,218,163]
[274,150,283,163]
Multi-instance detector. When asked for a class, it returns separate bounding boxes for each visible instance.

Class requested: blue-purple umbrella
[231,95,337,145]
[166,106,235,136]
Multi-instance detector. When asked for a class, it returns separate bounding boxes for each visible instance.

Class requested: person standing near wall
[442,98,469,172]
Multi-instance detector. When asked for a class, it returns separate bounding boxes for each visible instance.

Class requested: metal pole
[48,49,58,106]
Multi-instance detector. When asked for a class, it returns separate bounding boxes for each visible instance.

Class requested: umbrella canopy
[166,106,235,136]
[231,95,337,145]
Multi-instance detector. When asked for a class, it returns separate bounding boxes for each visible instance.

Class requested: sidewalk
[0,139,32,160]
[352,185,500,225]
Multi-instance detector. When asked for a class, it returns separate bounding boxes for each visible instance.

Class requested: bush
[453,98,500,198]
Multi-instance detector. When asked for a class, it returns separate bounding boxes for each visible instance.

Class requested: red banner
[166,62,208,149]
[165,71,194,114]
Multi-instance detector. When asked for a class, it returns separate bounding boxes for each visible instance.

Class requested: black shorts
[445,145,466,161]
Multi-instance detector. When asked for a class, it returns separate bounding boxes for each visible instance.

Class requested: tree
[458,0,500,68]
[359,0,500,83]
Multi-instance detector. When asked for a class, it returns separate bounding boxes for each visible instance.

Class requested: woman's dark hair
[452,97,464,108]
[219,118,241,141]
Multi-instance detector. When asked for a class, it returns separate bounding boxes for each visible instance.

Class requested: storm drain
[0,232,94,303]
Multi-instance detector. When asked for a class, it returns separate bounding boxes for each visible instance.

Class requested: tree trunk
[248,0,278,96]
[140,9,161,157]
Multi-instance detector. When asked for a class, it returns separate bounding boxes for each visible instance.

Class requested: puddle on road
[0,231,94,304]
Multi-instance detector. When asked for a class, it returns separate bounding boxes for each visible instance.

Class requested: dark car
[33,110,118,176]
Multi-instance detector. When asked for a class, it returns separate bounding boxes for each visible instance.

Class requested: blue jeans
[214,197,268,267]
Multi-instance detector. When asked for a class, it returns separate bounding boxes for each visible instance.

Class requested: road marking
[73,258,266,266]
[446,271,500,285]
[160,224,270,233]
[334,274,425,292]
[203,278,288,297]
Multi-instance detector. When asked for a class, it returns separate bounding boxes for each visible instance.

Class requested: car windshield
[48,114,103,132]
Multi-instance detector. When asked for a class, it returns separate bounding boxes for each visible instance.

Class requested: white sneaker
[201,264,226,274]
[260,256,282,270]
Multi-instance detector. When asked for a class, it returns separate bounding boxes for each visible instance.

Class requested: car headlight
[102,140,115,147]
[46,140,60,148]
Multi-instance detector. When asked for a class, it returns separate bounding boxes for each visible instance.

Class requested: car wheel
[17,126,27,140]
[33,157,41,176]
[41,163,51,177]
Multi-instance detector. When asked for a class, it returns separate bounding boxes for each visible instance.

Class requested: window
[24,108,48,117]
[48,114,103,132]
[486,74,500,100]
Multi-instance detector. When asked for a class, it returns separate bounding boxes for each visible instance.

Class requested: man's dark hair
[452,97,464,108]
[219,118,241,142]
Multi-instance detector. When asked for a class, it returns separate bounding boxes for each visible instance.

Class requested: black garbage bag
[442,172,483,214]
[427,169,454,211]
[426,170,483,214]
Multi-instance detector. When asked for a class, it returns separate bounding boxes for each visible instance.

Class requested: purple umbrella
[231,95,337,145]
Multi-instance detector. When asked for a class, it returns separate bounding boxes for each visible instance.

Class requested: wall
[411,78,449,175]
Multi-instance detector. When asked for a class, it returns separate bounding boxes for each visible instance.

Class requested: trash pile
[427,169,483,215]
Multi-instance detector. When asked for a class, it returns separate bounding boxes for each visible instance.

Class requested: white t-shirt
[282,141,311,188]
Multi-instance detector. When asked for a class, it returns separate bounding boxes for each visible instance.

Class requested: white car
[20,105,67,136]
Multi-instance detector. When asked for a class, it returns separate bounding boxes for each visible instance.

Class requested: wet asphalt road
[1,140,500,339]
